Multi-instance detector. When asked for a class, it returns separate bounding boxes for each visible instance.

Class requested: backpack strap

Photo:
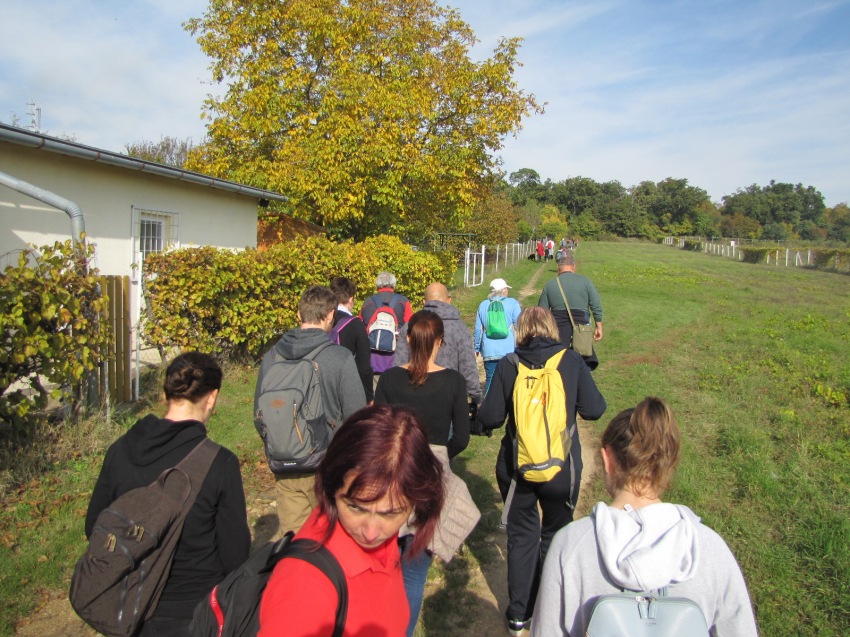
[301,340,335,427]
[302,339,333,362]
[555,275,577,330]
[282,539,349,637]
[389,293,406,324]
[166,438,221,513]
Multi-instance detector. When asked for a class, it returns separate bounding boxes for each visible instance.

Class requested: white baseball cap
[489,278,511,291]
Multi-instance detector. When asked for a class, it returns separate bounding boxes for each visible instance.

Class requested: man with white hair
[359,271,413,386]
[474,278,522,395]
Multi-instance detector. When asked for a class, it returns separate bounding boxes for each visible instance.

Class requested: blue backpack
[585,586,710,637]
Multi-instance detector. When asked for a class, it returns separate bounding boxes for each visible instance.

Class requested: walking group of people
[536,237,579,263]
[76,255,758,637]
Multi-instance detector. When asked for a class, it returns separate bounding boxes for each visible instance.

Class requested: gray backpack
[254,341,335,474]
[70,439,220,637]
[585,586,710,637]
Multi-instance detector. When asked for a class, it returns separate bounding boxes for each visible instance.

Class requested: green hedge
[683,240,702,251]
[0,241,110,433]
[143,235,454,358]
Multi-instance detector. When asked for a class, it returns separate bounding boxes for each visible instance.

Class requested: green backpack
[486,299,510,339]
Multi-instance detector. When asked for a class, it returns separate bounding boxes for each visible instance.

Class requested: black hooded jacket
[85,415,250,619]
[476,337,607,461]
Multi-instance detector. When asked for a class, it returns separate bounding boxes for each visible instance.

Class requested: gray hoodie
[254,328,367,432]
[394,300,482,403]
[531,502,758,637]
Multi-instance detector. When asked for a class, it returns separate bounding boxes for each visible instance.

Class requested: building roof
[0,123,287,203]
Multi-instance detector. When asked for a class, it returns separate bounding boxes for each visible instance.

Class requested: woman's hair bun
[163,352,223,403]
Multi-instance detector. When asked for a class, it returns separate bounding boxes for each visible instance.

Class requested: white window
[132,206,180,262]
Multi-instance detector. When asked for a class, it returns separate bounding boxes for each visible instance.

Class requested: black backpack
[70,438,221,637]
[189,532,348,637]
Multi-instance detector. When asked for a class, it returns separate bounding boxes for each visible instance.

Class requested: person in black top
[476,307,607,636]
[375,309,470,636]
[85,352,250,637]
[330,276,374,402]
[375,310,470,458]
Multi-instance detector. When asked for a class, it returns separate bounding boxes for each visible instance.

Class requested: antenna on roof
[26,100,42,133]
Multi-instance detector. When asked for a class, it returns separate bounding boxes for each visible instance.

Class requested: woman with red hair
[375,309,476,636]
[258,404,444,637]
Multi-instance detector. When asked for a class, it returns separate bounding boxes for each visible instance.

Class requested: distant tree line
[499,169,850,244]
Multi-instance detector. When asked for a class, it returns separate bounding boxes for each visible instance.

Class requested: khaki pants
[275,473,318,535]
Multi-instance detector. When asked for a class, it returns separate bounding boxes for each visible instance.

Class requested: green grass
[3,244,849,636]
[575,242,850,636]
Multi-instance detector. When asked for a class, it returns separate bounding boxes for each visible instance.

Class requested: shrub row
[0,241,111,433]
[738,246,850,268]
[143,235,455,358]
[683,239,702,251]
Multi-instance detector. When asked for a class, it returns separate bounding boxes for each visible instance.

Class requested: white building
[0,123,287,331]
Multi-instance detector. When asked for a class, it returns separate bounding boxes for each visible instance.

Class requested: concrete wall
[0,141,260,325]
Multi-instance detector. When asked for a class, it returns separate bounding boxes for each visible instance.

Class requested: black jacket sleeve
[574,356,607,421]
[476,357,515,434]
[447,373,470,458]
[353,319,374,402]
[214,452,251,573]
[374,373,388,404]
[85,446,119,538]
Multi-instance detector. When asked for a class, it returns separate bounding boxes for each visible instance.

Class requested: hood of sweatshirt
[592,502,701,592]
[514,336,566,368]
[123,413,207,466]
[423,299,461,322]
[275,327,331,360]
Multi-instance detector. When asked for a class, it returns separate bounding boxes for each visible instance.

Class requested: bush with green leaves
[684,239,702,251]
[0,241,111,433]
[143,235,454,358]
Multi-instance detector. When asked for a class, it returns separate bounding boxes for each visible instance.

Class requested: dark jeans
[139,616,192,637]
[484,359,500,396]
[495,436,582,622]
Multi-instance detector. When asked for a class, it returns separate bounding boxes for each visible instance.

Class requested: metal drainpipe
[0,169,86,245]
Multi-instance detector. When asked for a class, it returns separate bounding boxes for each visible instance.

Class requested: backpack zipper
[293,403,303,444]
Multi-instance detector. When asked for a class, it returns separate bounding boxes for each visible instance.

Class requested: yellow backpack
[500,349,575,527]
[511,349,571,482]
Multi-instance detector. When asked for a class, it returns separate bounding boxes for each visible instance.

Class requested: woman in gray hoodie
[531,397,758,637]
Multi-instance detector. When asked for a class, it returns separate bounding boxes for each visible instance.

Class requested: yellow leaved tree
[184,0,542,241]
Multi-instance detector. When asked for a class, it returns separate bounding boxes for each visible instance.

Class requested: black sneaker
[507,618,527,636]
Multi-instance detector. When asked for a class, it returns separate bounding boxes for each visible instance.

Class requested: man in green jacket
[538,253,603,369]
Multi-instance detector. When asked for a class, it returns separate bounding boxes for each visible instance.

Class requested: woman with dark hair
[258,404,445,637]
[374,309,475,636]
[85,352,250,637]
[477,307,607,636]
[531,398,758,636]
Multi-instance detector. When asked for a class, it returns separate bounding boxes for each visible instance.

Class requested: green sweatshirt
[538,272,603,321]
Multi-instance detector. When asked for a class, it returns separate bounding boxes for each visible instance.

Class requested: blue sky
[2,0,848,205]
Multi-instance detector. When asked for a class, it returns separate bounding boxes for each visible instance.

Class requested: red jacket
[258,509,409,637]
[536,242,544,255]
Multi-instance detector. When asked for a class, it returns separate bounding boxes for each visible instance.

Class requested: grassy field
[1,243,848,636]
[569,242,849,636]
